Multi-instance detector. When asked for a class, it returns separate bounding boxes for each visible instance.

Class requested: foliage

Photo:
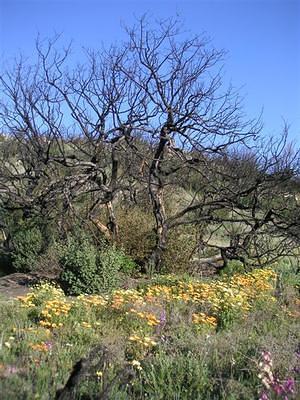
[59,231,137,295]
[131,350,213,399]
[274,256,300,289]
[58,232,102,295]
[11,225,44,272]
[97,246,136,292]
[220,259,247,277]
[0,208,60,274]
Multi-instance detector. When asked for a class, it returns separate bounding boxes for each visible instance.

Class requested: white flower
[130,360,142,370]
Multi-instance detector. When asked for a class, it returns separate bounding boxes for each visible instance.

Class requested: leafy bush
[96,247,131,293]
[11,226,44,272]
[59,233,102,295]
[0,209,59,274]
[59,231,137,295]
[274,256,300,288]
[220,259,246,277]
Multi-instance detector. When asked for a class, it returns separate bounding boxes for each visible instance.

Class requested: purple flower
[273,382,284,396]
[0,365,19,377]
[6,366,18,374]
[159,310,167,326]
[293,366,300,374]
[262,351,272,364]
[44,341,53,351]
[155,309,167,334]
[283,377,295,393]
[259,391,269,400]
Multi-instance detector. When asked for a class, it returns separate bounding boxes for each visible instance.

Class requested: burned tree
[0,18,299,273]
[0,37,144,240]
[104,17,264,270]
[194,133,300,271]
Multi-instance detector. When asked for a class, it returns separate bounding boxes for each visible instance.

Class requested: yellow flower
[81,322,92,328]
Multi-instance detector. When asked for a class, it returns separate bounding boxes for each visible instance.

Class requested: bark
[90,217,112,241]
[147,125,170,272]
[147,221,168,273]
[89,200,118,242]
[106,200,119,241]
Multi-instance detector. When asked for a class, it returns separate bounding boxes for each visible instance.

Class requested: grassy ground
[0,267,299,399]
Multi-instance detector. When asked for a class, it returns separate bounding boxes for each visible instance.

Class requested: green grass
[0,268,299,399]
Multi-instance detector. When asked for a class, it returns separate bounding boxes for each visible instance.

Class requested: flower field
[0,268,299,399]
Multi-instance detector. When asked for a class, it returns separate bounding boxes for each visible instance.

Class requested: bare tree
[100,17,264,270]
[0,17,299,273]
[194,132,300,270]
[0,36,144,239]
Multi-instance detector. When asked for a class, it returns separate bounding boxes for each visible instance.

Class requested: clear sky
[0,0,299,144]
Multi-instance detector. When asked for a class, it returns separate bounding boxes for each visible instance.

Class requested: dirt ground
[0,273,39,299]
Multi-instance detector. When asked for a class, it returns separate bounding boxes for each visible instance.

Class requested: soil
[0,273,36,298]
[0,272,56,299]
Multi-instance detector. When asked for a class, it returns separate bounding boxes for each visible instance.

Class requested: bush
[117,207,156,264]
[59,231,137,295]
[220,259,246,277]
[59,232,102,295]
[96,247,137,293]
[274,256,300,288]
[118,206,200,273]
[1,209,59,274]
[162,226,198,273]
[11,226,44,272]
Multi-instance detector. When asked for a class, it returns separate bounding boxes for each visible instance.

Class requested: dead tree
[0,37,143,240]
[105,17,264,270]
[1,18,299,272]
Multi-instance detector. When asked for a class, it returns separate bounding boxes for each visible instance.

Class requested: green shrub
[1,209,59,274]
[59,231,137,295]
[96,247,122,293]
[93,207,200,275]
[274,256,300,288]
[59,233,102,295]
[11,226,44,272]
[101,245,136,274]
[220,259,246,277]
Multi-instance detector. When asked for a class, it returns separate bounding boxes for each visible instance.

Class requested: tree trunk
[90,217,112,241]
[147,221,168,273]
[147,125,170,272]
[106,200,119,241]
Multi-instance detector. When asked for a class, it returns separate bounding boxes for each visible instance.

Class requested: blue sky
[0,0,299,143]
